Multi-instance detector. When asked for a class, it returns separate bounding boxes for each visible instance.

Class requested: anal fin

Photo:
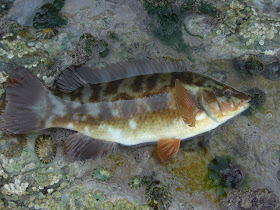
[157,138,180,163]
[63,133,117,160]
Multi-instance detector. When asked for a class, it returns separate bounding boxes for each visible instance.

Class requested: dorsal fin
[56,58,187,93]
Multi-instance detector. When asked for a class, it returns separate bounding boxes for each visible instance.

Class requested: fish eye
[222,87,232,97]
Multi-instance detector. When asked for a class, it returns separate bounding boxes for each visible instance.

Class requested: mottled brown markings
[99,102,113,120]
[131,75,144,92]
[212,87,224,98]
[104,79,123,95]
[6,77,23,87]
[170,72,193,87]
[112,93,133,101]
[70,88,83,102]
[119,100,138,118]
[88,83,102,102]
[0,93,7,115]
[145,94,169,113]
[145,74,159,91]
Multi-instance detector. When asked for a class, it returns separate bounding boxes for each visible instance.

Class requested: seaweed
[143,0,192,59]
[198,1,217,17]
[245,88,266,115]
[146,180,172,210]
[33,0,67,29]
[98,40,109,58]
[180,0,195,14]
[143,0,218,60]
[233,55,264,78]
[206,156,245,198]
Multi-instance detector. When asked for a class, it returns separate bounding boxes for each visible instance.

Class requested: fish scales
[50,73,186,145]
[48,71,238,145]
[0,59,251,161]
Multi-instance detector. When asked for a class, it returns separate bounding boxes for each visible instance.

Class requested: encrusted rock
[221,188,280,210]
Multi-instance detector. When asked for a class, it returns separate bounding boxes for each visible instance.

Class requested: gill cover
[198,86,251,122]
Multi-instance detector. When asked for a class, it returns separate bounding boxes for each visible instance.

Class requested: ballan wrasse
[0,59,251,162]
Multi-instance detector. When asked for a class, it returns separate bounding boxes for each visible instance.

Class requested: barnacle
[0,134,27,158]
[207,156,245,197]
[70,33,98,65]
[221,188,279,209]
[245,88,266,115]
[93,167,113,181]
[233,55,264,78]
[35,135,57,164]
[35,28,58,39]
[145,180,172,210]
[128,176,142,190]
[262,60,280,81]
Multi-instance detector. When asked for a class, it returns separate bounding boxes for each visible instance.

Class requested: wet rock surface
[221,188,280,210]
[0,0,280,209]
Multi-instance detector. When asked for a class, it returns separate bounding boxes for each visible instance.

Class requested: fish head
[199,84,251,123]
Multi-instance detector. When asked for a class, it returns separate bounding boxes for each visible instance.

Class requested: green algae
[52,191,61,199]
[33,0,67,29]
[129,176,143,190]
[93,167,113,181]
[245,88,266,116]
[99,201,114,209]
[206,156,246,200]
[93,190,105,201]
[115,199,135,210]
[218,1,280,50]
[98,40,110,58]
[198,1,217,17]
[180,0,195,13]
[233,55,264,78]
[143,0,219,60]
[0,134,27,158]
[143,0,192,59]
[146,180,172,210]
[107,31,119,40]
[72,190,80,199]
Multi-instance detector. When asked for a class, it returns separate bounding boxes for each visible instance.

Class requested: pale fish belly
[46,91,223,145]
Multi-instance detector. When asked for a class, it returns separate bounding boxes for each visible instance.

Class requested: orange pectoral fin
[175,79,201,127]
[157,138,180,163]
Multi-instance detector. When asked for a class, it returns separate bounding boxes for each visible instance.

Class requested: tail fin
[0,67,50,134]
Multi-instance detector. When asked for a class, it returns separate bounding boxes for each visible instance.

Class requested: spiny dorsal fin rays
[175,79,202,127]
[63,133,117,160]
[55,66,87,93]
[56,58,187,93]
[157,138,180,163]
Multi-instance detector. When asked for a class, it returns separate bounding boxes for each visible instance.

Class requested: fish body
[0,59,250,162]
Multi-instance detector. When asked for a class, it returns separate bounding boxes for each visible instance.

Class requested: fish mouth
[237,94,252,109]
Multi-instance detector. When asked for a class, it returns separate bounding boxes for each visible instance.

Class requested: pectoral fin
[157,138,180,163]
[63,133,117,160]
[175,79,202,127]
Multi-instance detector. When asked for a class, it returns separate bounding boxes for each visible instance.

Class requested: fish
[0,59,251,162]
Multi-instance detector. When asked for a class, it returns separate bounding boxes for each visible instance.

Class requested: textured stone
[8,0,53,26]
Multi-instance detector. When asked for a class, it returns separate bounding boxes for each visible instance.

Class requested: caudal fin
[0,67,50,134]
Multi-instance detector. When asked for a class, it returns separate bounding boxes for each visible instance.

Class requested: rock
[8,0,53,26]
[221,188,280,210]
